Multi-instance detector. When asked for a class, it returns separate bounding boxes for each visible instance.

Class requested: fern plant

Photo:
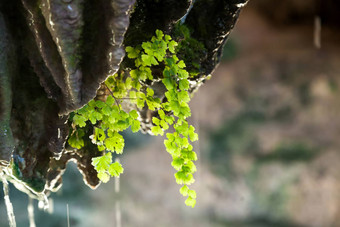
[68,30,198,207]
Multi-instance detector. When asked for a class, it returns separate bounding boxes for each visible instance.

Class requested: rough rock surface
[0,0,248,200]
[0,12,15,166]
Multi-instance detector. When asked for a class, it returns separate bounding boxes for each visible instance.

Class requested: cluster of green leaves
[68,96,140,182]
[68,30,198,207]
[126,30,198,207]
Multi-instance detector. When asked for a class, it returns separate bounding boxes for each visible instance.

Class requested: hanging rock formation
[0,0,248,200]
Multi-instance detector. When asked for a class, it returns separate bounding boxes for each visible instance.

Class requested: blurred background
[1,0,340,226]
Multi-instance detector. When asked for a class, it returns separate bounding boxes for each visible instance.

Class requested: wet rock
[0,0,247,201]
[185,0,249,77]
[124,0,192,47]
[0,12,15,166]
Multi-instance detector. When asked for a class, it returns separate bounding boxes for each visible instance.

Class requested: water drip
[67,204,70,227]
[115,158,121,227]
[27,197,36,227]
[1,173,16,227]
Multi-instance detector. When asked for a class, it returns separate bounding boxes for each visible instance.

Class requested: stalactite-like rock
[22,0,69,111]
[80,0,135,107]
[40,0,84,108]
[0,12,15,167]
[22,0,135,114]
[124,0,192,47]
[0,0,248,202]
[46,141,102,190]
[0,0,136,198]
[10,58,69,192]
[185,0,249,77]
